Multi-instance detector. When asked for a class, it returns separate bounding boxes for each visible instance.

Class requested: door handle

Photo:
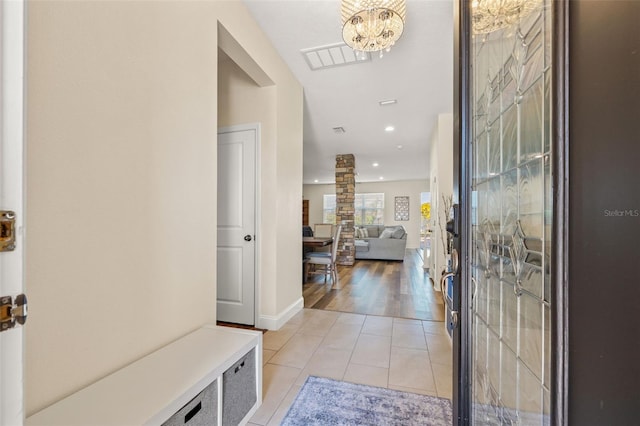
[244,235,252,242]
[438,250,459,305]
[439,273,459,330]
[440,272,455,307]
[450,310,459,329]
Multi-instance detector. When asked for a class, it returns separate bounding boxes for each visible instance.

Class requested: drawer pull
[235,361,245,373]
[184,402,201,423]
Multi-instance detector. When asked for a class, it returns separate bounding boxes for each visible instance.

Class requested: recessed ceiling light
[372,162,379,167]
[379,99,398,106]
[314,179,319,183]
[385,126,395,132]
[379,176,384,180]
[397,145,403,150]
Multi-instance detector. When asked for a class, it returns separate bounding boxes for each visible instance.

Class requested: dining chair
[313,223,333,238]
[304,225,342,284]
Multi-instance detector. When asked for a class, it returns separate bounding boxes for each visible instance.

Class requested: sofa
[354,224,407,261]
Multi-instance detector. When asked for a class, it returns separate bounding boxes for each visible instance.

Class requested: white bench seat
[26,325,262,426]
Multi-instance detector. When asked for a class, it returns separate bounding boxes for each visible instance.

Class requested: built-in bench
[26,325,262,426]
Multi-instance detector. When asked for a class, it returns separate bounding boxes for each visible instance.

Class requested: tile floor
[248,308,453,426]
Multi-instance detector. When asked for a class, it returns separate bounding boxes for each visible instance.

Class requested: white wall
[26,0,302,415]
[429,113,454,287]
[303,179,429,249]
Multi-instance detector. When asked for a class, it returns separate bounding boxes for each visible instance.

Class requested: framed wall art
[394,196,410,221]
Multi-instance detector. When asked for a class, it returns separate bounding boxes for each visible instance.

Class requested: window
[322,193,385,225]
[355,193,385,225]
[322,194,337,224]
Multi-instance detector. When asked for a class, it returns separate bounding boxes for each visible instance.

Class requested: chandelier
[472,0,542,34]
[341,0,406,53]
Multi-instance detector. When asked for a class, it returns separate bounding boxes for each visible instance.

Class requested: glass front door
[467,0,553,424]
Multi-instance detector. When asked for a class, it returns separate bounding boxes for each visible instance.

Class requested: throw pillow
[356,227,363,238]
[366,226,378,238]
[379,228,394,239]
[361,227,369,238]
[391,226,405,239]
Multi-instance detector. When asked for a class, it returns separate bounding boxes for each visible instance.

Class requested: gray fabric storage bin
[162,380,217,426]
[222,348,257,425]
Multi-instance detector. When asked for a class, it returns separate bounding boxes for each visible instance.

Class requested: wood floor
[303,249,446,321]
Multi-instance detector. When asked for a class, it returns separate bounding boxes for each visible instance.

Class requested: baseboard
[258,297,303,331]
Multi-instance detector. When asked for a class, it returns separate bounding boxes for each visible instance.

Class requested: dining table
[302,237,333,248]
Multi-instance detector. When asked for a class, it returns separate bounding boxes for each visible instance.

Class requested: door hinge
[0,294,28,332]
[0,210,17,252]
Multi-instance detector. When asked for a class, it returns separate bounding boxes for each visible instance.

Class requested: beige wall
[429,113,454,285]
[303,179,429,249]
[26,0,302,415]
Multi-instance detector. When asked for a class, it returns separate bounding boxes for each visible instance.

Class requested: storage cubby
[222,348,257,425]
[162,380,218,426]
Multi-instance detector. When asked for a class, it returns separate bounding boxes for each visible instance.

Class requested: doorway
[419,191,431,266]
[216,125,258,325]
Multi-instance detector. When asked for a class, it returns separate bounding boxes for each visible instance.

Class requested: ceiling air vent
[301,42,371,71]
[332,127,346,134]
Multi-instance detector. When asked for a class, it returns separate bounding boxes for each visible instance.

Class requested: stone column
[335,154,355,266]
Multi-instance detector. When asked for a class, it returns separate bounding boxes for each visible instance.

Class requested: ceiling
[242,0,454,184]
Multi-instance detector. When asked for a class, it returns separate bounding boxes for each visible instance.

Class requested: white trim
[217,123,261,327]
[257,297,303,331]
[0,0,25,424]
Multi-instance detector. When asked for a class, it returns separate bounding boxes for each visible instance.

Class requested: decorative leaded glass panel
[470,0,552,423]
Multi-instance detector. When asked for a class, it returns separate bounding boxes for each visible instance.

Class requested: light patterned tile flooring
[249,308,452,426]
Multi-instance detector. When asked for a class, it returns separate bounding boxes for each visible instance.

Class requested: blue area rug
[281,376,453,426]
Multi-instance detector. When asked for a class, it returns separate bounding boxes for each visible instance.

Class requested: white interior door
[216,126,256,325]
[0,1,25,424]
